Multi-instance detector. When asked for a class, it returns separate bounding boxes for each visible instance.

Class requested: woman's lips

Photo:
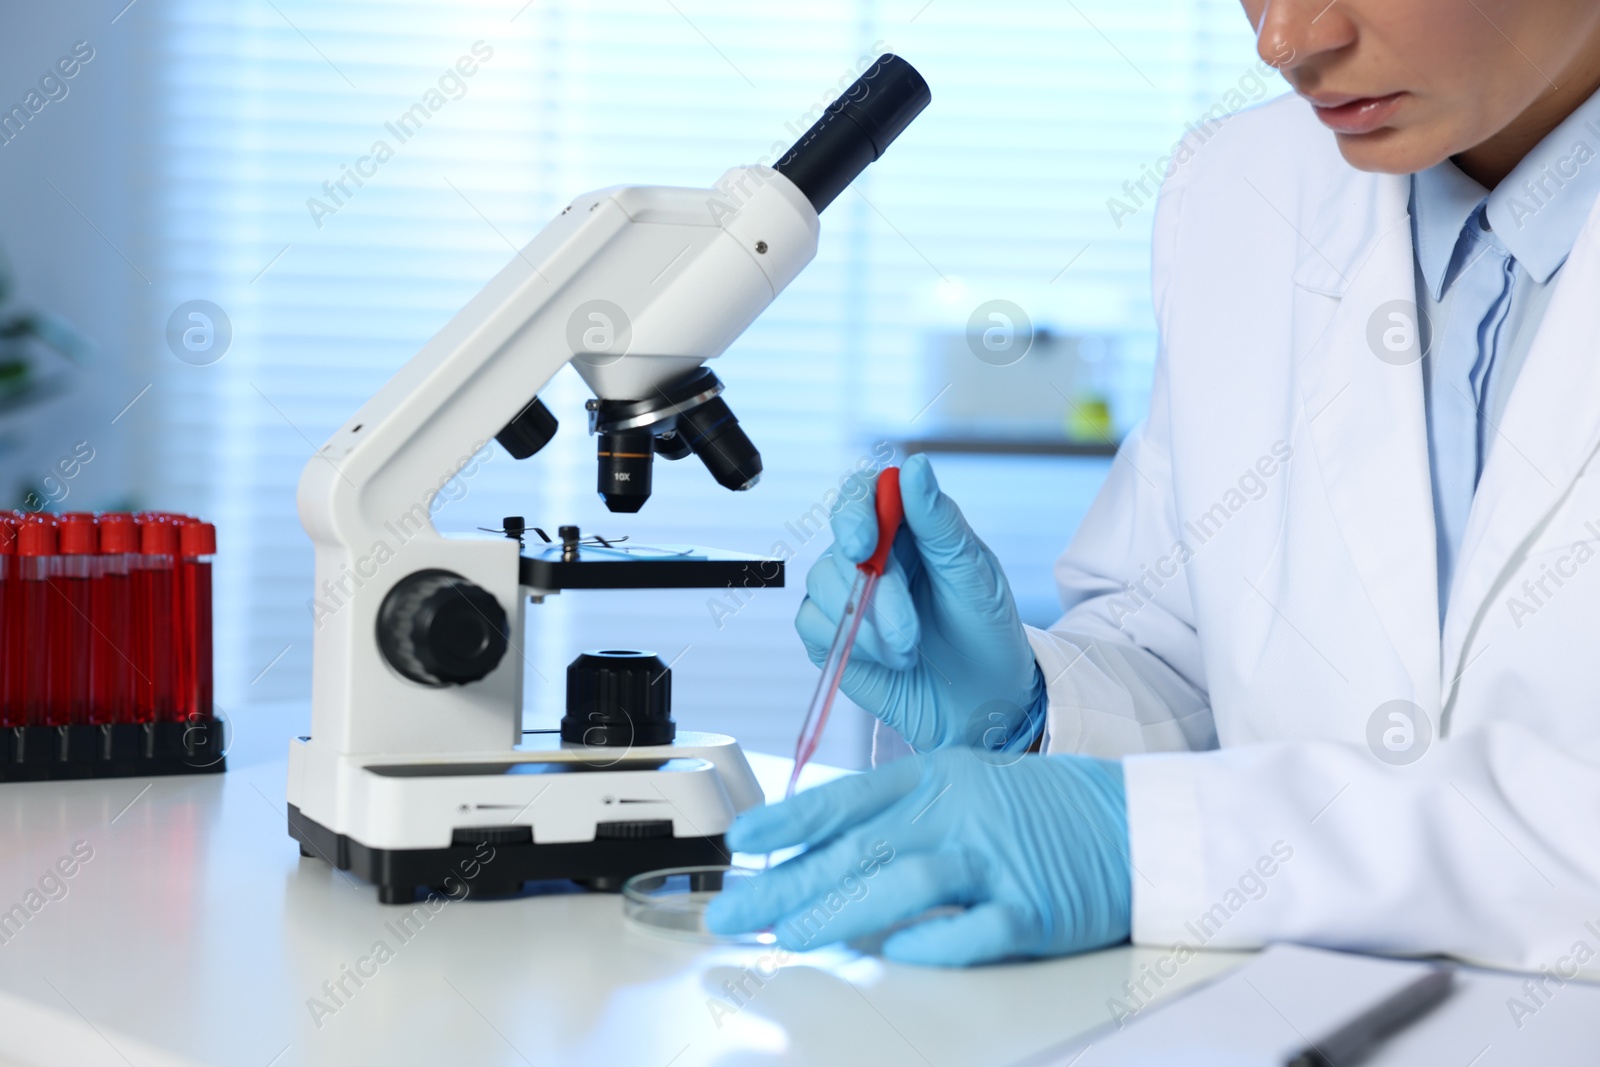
[1307,91,1405,135]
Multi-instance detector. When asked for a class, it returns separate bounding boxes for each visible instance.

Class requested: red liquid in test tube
[54,515,96,725]
[169,517,191,724]
[18,519,58,727]
[134,517,177,723]
[163,514,199,725]
[93,514,138,724]
[0,518,16,726]
[178,521,216,722]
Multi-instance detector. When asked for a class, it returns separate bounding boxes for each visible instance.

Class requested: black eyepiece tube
[774,54,931,214]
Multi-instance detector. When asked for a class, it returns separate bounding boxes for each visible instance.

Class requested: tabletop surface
[0,702,1245,1067]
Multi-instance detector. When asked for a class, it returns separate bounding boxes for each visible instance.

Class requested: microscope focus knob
[377,570,509,687]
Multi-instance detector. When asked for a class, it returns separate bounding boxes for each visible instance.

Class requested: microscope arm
[296,54,930,760]
[295,167,821,755]
[298,165,819,552]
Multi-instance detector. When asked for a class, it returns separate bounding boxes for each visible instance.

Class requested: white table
[0,702,1245,1067]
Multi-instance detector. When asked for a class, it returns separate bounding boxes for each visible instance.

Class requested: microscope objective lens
[596,430,654,513]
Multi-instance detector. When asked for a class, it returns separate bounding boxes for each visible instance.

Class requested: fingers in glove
[880,901,1033,967]
[793,603,919,729]
[829,490,879,565]
[794,597,840,665]
[769,851,984,952]
[830,473,925,586]
[723,757,923,856]
[709,809,922,938]
[705,831,889,936]
[898,453,983,568]
[899,454,1017,620]
[798,549,918,668]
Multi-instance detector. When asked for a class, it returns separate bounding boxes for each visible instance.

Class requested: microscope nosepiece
[590,368,761,512]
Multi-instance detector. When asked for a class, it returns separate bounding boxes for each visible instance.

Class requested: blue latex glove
[796,453,1045,754]
[704,747,1132,966]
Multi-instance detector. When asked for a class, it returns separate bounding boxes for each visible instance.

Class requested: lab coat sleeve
[1125,724,1600,976]
[1029,152,1216,759]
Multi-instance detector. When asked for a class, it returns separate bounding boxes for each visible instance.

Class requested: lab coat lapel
[1442,197,1600,696]
[1291,170,1441,701]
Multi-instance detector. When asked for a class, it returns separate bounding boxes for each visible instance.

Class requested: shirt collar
[1412,86,1600,297]
[1486,86,1600,282]
[1412,161,1487,301]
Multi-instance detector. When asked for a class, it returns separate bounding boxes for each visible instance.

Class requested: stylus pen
[1284,965,1455,1067]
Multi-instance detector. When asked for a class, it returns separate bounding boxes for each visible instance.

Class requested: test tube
[134,517,177,723]
[93,514,138,724]
[169,516,191,725]
[17,519,57,727]
[0,517,16,727]
[54,515,96,726]
[178,521,216,722]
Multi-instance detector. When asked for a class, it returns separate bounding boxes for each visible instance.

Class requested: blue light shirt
[1412,88,1600,625]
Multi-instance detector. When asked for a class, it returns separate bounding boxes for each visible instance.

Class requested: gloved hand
[796,453,1045,754]
[703,747,1131,966]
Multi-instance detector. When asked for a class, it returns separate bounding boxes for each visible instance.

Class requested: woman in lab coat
[706,0,1600,976]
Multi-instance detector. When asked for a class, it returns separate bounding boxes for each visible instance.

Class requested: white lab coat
[1028,93,1600,977]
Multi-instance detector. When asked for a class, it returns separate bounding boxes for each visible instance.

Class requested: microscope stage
[518,543,784,592]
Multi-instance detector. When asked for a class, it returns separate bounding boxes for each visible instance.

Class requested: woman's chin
[1330,126,1452,176]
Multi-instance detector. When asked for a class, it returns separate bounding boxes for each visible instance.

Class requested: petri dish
[622,864,776,945]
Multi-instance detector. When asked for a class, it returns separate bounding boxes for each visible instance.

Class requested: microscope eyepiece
[774,53,931,214]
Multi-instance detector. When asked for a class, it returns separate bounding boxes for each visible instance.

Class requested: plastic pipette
[785,466,904,799]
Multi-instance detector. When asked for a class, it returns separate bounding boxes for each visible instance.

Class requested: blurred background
[0,0,1273,768]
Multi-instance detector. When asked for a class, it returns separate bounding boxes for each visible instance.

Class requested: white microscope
[287,55,931,903]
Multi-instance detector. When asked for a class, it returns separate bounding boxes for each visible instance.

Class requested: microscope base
[285,731,763,903]
[288,804,728,903]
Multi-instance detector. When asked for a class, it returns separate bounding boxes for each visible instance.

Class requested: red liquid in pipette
[785,467,904,799]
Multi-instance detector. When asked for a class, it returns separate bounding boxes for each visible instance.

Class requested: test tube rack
[0,720,227,781]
